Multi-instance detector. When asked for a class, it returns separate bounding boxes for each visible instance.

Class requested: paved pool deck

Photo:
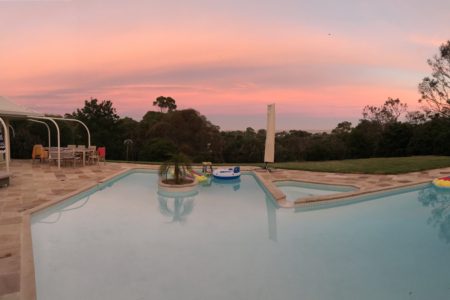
[1,160,449,300]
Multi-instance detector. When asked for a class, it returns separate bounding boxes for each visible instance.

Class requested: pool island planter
[158,178,198,193]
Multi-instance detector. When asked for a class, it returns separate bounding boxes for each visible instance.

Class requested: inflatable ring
[432,176,450,188]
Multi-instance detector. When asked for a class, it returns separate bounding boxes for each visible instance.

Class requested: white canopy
[0,96,42,118]
[0,96,91,171]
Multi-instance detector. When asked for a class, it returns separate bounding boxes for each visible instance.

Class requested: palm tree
[159,153,192,184]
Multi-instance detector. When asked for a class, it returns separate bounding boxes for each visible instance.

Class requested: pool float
[213,166,240,180]
[432,176,450,188]
[189,170,208,183]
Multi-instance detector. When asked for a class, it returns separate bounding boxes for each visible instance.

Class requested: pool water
[275,180,357,201]
[31,171,450,300]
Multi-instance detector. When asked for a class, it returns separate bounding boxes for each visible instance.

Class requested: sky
[0,0,449,130]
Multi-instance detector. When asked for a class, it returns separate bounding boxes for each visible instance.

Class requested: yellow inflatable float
[190,170,208,183]
[432,176,450,188]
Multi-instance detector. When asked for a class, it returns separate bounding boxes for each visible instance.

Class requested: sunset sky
[0,0,449,130]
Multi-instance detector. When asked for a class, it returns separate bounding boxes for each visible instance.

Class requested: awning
[0,96,91,171]
[0,96,42,118]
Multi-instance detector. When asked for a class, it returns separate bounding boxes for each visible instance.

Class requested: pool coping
[252,170,434,208]
[20,166,434,300]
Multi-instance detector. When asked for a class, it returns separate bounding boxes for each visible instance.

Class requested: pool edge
[20,166,145,300]
[20,167,433,300]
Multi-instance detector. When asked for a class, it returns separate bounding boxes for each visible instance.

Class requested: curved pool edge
[20,166,155,300]
[21,167,282,300]
[294,180,432,211]
[20,167,434,300]
[273,179,359,191]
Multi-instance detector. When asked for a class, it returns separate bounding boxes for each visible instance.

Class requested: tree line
[9,40,450,163]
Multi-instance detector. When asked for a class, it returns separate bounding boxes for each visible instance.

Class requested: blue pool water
[31,171,450,300]
[275,180,357,201]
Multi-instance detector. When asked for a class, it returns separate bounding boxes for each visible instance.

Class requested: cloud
[1,0,448,129]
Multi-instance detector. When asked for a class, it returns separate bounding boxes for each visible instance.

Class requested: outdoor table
[45,147,95,167]
[74,148,95,166]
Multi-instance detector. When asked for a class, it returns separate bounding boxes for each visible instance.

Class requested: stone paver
[0,160,446,299]
[255,167,447,206]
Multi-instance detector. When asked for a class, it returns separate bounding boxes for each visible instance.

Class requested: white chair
[87,146,98,165]
[62,149,81,167]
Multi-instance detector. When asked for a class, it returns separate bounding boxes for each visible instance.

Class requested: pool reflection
[157,189,198,223]
[211,177,241,191]
[418,186,450,243]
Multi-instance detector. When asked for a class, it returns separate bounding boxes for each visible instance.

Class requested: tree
[139,138,176,161]
[147,109,222,162]
[153,96,177,112]
[117,117,139,160]
[376,122,413,157]
[406,117,450,155]
[332,121,352,134]
[67,98,121,158]
[405,111,427,125]
[418,40,450,117]
[362,98,407,125]
[348,120,383,158]
[68,98,119,123]
[159,153,192,184]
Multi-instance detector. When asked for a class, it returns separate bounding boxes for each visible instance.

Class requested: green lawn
[268,156,450,174]
[112,155,450,174]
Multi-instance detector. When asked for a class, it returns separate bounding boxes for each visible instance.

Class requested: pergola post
[32,117,61,169]
[0,117,10,173]
[26,116,92,169]
[52,117,91,147]
[29,119,51,157]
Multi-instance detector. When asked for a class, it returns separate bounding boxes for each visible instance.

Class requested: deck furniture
[0,149,5,166]
[87,146,98,165]
[73,147,93,166]
[62,149,81,167]
[31,144,48,163]
[98,147,106,165]
[0,171,10,187]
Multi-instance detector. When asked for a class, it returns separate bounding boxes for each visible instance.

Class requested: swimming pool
[31,171,450,300]
[275,180,357,201]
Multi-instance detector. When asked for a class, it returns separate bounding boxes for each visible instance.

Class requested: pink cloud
[0,0,445,129]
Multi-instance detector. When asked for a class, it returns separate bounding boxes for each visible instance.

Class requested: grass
[269,156,450,174]
[110,155,450,174]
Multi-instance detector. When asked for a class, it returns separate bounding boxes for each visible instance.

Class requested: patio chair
[46,147,59,165]
[62,149,81,167]
[87,146,98,164]
[31,144,48,163]
[98,147,106,165]
[0,171,10,187]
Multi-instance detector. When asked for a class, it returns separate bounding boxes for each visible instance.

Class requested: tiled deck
[1,160,448,300]
[255,167,450,206]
